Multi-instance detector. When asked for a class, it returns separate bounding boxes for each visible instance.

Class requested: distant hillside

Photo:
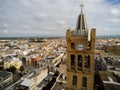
[0,36,65,40]
[0,35,120,40]
[97,35,120,39]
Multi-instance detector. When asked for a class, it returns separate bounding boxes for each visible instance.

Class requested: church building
[66,4,96,90]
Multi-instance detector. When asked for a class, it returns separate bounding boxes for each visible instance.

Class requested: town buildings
[0,38,66,90]
[6,67,48,90]
[97,71,120,90]
[37,53,64,73]
[3,56,22,70]
[0,70,13,89]
[95,39,120,90]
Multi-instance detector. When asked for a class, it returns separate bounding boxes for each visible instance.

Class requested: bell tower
[66,4,96,90]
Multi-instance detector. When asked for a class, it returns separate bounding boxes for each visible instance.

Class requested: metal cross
[80,3,84,13]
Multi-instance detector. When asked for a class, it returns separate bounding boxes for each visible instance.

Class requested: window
[71,43,75,49]
[77,30,80,35]
[82,77,87,87]
[86,41,91,50]
[78,55,82,70]
[73,75,77,86]
[71,54,75,70]
[85,55,90,69]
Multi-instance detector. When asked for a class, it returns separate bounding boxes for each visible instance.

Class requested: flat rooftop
[0,70,12,78]
[99,71,120,90]
[20,78,34,87]
[52,82,66,90]
[37,74,53,88]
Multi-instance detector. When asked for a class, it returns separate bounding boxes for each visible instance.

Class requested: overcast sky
[0,0,120,37]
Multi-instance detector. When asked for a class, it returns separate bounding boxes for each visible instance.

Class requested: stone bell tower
[66,4,96,90]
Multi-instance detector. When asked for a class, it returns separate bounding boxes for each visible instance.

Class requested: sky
[0,0,120,37]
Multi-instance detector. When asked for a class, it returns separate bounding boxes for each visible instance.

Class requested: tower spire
[76,4,88,36]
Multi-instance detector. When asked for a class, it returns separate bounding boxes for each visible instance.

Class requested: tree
[0,67,3,70]
[6,66,17,73]
[19,66,24,72]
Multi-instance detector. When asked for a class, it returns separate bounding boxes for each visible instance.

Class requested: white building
[19,67,48,90]
[3,57,22,70]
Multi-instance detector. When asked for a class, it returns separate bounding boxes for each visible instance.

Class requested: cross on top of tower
[80,3,84,13]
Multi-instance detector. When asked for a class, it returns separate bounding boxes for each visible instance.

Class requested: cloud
[23,25,30,29]
[3,24,9,27]
[108,18,120,23]
[58,20,67,25]
[33,13,48,22]
[110,8,120,15]
[36,13,48,18]
[20,0,31,6]
[3,29,9,33]
[0,0,120,37]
